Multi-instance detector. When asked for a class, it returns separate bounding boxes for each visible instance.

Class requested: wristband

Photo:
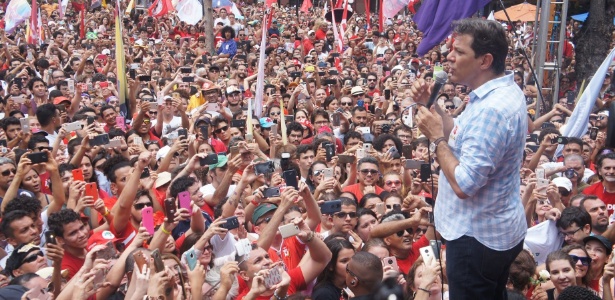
[417,287,431,295]
[161,225,171,235]
[273,290,287,300]
[305,231,315,243]
[251,198,260,207]
[102,209,110,217]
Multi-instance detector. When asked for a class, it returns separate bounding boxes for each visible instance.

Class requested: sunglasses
[256,216,272,226]
[352,94,365,97]
[360,169,379,175]
[395,228,413,237]
[341,102,353,106]
[1,168,16,176]
[134,202,153,210]
[537,199,551,206]
[334,211,358,219]
[270,112,281,116]
[367,78,377,82]
[445,105,455,110]
[214,126,229,134]
[313,169,323,177]
[21,252,44,265]
[385,180,401,186]
[569,254,591,266]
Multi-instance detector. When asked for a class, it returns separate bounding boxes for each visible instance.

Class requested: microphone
[425,71,449,109]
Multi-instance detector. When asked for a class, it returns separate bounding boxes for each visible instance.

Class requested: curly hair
[48,209,82,238]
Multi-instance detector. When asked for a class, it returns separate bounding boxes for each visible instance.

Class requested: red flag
[266,0,276,8]
[80,10,85,39]
[266,7,275,30]
[27,0,38,44]
[408,0,419,14]
[148,0,173,17]
[379,0,383,30]
[72,0,86,11]
[300,0,312,13]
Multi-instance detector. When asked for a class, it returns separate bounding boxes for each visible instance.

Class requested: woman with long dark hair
[313,238,355,300]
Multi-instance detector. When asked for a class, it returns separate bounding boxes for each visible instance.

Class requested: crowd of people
[0,0,611,299]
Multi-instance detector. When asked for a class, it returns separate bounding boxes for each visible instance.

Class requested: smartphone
[177,191,193,216]
[151,249,165,273]
[337,154,356,164]
[382,256,399,271]
[384,89,391,100]
[153,58,163,64]
[138,75,152,82]
[164,198,177,219]
[199,125,209,140]
[64,121,83,132]
[140,167,150,179]
[87,116,96,126]
[331,113,341,127]
[320,199,342,214]
[356,148,366,159]
[67,79,75,93]
[180,67,192,74]
[205,103,220,112]
[182,76,194,83]
[200,153,219,166]
[387,146,398,156]
[264,267,282,289]
[220,216,240,230]
[429,240,442,260]
[183,249,199,271]
[27,152,49,164]
[279,223,301,239]
[535,168,545,180]
[405,159,425,169]
[282,169,298,189]
[177,128,188,140]
[20,118,30,133]
[85,182,98,199]
[96,241,118,260]
[72,169,84,181]
[542,122,555,129]
[141,207,155,235]
[92,268,105,289]
[322,168,333,179]
[420,163,431,182]
[270,124,278,136]
[89,134,110,146]
[419,246,435,264]
[324,79,337,85]
[324,143,335,162]
[566,91,575,105]
[231,120,246,128]
[254,161,275,176]
[129,69,136,79]
[551,136,569,144]
[590,127,599,140]
[133,251,147,272]
[263,187,281,198]
[402,145,413,158]
[376,203,385,215]
[363,143,373,152]
[44,231,56,244]
[527,145,539,152]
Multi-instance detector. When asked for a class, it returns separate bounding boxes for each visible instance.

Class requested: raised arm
[110,151,151,234]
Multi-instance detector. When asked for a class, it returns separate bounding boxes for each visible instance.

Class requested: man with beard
[365,72,380,97]
[595,110,609,135]
[323,30,335,53]
[580,196,609,235]
[131,99,163,146]
[225,86,243,114]
[584,152,615,215]
[342,157,384,202]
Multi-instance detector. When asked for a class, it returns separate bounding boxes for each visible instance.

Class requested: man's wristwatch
[429,137,447,153]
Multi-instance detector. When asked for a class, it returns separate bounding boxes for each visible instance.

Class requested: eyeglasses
[569,254,592,266]
[1,168,16,176]
[385,180,401,186]
[270,112,281,116]
[256,216,271,226]
[367,78,377,82]
[537,199,551,206]
[21,252,44,265]
[445,105,455,110]
[360,169,379,176]
[334,211,357,219]
[341,102,353,106]
[214,126,229,134]
[346,265,362,281]
[134,202,153,210]
[149,111,158,115]
[558,227,582,238]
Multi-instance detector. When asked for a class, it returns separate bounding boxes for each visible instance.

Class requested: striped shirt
[434,72,527,251]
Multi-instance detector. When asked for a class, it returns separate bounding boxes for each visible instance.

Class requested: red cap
[87,230,119,251]
[53,96,71,105]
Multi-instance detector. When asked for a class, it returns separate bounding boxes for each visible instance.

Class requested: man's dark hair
[597,152,615,170]
[564,137,583,150]
[1,117,21,132]
[556,206,591,232]
[557,285,602,300]
[349,252,383,291]
[108,128,126,140]
[9,273,41,286]
[27,134,49,150]
[286,122,304,136]
[357,156,379,169]
[0,210,32,238]
[220,26,236,39]
[411,137,429,151]
[4,195,43,217]
[539,127,561,143]
[452,19,508,74]
[351,106,367,115]
[48,209,82,238]
[27,77,46,91]
[99,105,115,118]
[343,131,364,146]
[310,109,329,125]
[295,144,314,159]
[169,176,197,198]
[35,104,58,127]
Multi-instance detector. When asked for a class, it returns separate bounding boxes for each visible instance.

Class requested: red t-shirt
[342,183,384,205]
[236,266,306,299]
[397,235,430,275]
[584,181,615,215]
[281,237,306,271]
[61,250,85,280]
[40,171,51,195]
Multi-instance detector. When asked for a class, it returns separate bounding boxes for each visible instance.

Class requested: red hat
[270,34,279,38]
[53,96,71,105]
[87,230,119,251]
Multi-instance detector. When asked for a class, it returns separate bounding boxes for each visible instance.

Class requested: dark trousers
[446,235,524,300]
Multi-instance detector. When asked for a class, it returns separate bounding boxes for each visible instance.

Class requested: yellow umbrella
[494,2,537,22]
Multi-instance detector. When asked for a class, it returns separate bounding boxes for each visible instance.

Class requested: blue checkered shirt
[434,72,527,251]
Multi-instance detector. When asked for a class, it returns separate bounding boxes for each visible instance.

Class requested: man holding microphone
[411,19,527,300]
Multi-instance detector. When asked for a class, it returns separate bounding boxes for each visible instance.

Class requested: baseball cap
[209,154,228,169]
[583,235,613,255]
[5,244,42,276]
[0,285,28,299]
[552,177,572,192]
[351,86,364,95]
[411,58,421,64]
[259,117,275,128]
[252,203,278,224]
[53,96,71,105]
[156,146,171,161]
[209,64,221,71]
[155,171,172,188]
[87,230,119,251]
[226,86,241,94]
[308,30,315,36]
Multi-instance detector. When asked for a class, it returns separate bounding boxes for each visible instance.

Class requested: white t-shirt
[150,116,183,136]
[214,17,230,27]
[200,183,237,197]
[539,161,594,183]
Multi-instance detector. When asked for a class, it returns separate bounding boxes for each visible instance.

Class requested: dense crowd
[0,0,611,299]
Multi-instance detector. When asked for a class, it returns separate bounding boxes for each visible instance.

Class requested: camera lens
[388,259,393,264]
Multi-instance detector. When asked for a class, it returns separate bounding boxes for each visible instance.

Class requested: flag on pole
[27,0,38,44]
[300,0,313,13]
[253,12,268,118]
[339,0,349,34]
[115,0,127,107]
[148,0,174,17]
[176,0,203,25]
[364,0,370,30]
[280,95,288,145]
[330,0,342,52]
[378,0,383,30]
[487,10,495,21]
[322,1,328,18]
[383,0,410,20]
[408,0,419,14]
[555,46,615,158]
[413,0,490,56]
[80,10,85,39]
[125,0,135,15]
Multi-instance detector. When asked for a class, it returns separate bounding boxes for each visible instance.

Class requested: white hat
[101,49,111,55]
[308,30,315,36]
[155,171,172,188]
[351,86,364,95]
[156,145,171,161]
[552,177,572,192]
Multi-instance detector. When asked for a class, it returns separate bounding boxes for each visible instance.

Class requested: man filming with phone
[412,19,527,300]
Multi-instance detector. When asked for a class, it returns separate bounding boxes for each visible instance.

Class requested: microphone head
[434,70,448,85]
